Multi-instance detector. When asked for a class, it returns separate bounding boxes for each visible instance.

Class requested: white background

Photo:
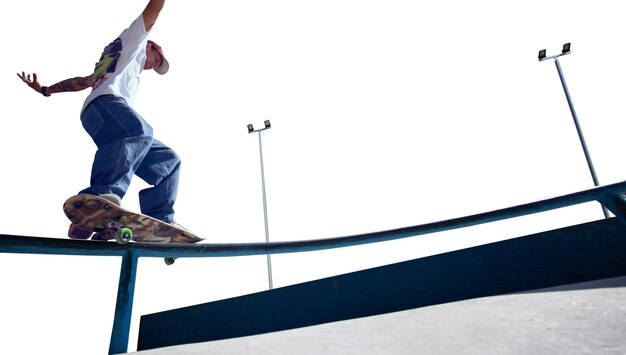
[2,1,626,353]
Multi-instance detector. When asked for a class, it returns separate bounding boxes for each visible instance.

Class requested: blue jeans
[79,95,180,223]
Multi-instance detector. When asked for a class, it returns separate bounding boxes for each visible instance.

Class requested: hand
[17,71,43,94]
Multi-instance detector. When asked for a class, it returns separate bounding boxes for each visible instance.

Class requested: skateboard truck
[106,221,177,264]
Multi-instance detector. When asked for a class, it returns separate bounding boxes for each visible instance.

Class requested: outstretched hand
[17,71,43,94]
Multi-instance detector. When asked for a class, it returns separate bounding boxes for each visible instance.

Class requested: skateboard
[63,194,204,264]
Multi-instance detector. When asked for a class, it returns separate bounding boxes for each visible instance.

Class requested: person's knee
[167,149,181,168]
[173,150,181,164]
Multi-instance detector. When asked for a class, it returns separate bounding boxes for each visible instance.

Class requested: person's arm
[17,72,93,97]
[143,0,166,31]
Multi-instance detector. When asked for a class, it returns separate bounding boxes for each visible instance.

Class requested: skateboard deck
[63,194,204,244]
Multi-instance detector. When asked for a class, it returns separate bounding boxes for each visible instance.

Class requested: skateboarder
[17,0,183,239]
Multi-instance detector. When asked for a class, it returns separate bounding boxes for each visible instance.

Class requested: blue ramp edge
[137,218,626,351]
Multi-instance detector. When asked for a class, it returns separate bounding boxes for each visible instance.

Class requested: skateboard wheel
[115,227,133,244]
[164,257,176,265]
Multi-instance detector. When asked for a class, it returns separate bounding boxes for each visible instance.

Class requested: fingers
[17,71,43,94]
[17,71,38,84]
[17,71,30,82]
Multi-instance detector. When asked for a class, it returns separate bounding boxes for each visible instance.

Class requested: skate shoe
[99,193,121,206]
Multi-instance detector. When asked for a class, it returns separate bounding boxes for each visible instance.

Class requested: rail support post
[108,251,138,354]
[599,192,626,224]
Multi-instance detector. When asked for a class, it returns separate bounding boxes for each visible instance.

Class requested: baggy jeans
[79,95,180,223]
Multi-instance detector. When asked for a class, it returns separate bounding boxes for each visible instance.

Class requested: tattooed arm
[17,72,93,97]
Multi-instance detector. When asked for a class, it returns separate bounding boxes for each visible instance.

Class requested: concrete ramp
[132,276,626,354]
[137,218,626,352]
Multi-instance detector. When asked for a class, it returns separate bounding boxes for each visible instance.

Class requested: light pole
[538,43,609,219]
[247,120,274,289]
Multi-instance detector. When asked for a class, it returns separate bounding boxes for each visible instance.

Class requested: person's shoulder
[119,14,148,43]
[127,14,147,35]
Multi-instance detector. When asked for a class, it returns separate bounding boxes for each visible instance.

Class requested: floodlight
[562,43,571,54]
[246,120,274,289]
[536,41,608,219]
[538,49,547,61]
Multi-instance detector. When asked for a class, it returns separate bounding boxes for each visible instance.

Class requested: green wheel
[115,227,133,244]
[164,257,176,265]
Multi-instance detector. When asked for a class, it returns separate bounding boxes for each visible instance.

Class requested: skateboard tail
[63,196,124,229]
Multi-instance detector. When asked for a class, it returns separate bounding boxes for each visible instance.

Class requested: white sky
[2,0,626,353]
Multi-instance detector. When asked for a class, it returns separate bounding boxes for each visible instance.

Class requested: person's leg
[135,139,181,223]
[79,95,154,198]
[69,95,154,239]
[80,136,153,197]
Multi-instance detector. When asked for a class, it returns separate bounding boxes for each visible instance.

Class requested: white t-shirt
[82,15,150,113]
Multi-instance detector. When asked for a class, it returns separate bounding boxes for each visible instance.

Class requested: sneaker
[68,223,92,239]
[170,221,188,230]
[99,193,121,206]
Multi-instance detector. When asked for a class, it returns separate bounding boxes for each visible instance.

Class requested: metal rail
[2,180,626,354]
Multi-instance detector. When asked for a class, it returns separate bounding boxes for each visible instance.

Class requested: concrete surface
[131,276,626,354]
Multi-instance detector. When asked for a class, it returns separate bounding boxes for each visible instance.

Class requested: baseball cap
[147,40,170,75]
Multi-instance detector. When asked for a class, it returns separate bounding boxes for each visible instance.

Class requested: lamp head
[538,49,547,61]
[562,43,571,54]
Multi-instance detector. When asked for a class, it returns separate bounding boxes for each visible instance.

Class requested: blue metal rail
[2,180,626,354]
